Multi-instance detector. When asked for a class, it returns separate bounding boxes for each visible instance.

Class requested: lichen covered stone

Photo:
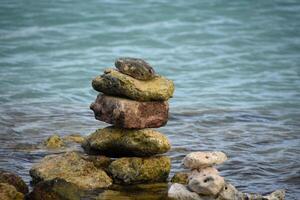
[90,94,169,128]
[108,156,171,184]
[92,69,174,101]
[82,127,170,157]
[29,151,112,189]
[115,57,155,80]
[0,183,24,200]
[0,170,28,194]
[25,178,81,200]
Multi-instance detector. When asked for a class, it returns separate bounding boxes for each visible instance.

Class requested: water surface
[0,0,300,199]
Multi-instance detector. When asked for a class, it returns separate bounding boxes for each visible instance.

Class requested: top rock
[115,57,155,80]
[183,151,227,169]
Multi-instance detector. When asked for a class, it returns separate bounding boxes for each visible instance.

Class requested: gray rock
[168,183,213,200]
[115,57,155,80]
[183,151,227,170]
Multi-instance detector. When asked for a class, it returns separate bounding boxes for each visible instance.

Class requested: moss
[26,178,81,200]
[44,134,64,148]
[82,127,171,157]
[0,183,24,200]
[108,156,171,184]
[30,151,112,189]
[0,170,28,194]
[171,172,189,184]
[92,69,174,101]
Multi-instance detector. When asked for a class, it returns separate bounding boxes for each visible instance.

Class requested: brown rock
[90,94,169,128]
[0,170,28,194]
[0,183,24,200]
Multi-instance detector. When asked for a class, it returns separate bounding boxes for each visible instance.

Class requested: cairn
[168,151,285,200]
[82,57,175,184]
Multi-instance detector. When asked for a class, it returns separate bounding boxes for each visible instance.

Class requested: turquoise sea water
[0,0,300,199]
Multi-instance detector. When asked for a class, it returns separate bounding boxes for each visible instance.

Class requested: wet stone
[29,151,112,189]
[108,156,171,184]
[115,57,155,80]
[25,178,81,200]
[82,126,170,157]
[0,170,29,194]
[92,69,174,101]
[90,94,169,129]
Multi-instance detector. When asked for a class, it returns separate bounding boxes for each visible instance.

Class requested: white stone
[188,172,225,196]
[183,151,227,169]
[168,183,213,200]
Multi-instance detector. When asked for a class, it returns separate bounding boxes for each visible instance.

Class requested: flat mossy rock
[108,156,171,184]
[30,151,112,189]
[92,69,174,101]
[0,183,24,200]
[90,94,169,128]
[82,127,170,157]
[25,178,81,200]
[0,170,28,194]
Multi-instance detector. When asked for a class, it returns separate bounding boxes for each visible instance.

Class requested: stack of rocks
[82,57,175,184]
[168,151,285,200]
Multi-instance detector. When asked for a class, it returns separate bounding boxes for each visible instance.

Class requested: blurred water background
[0,0,300,199]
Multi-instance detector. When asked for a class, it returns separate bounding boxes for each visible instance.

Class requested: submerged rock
[82,127,170,157]
[44,134,64,148]
[97,183,169,200]
[115,57,155,80]
[168,183,212,200]
[0,183,24,200]
[63,134,85,144]
[25,178,81,200]
[92,69,174,101]
[90,94,169,128]
[171,172,189,184]
[0,170,28,194]
[108,156,171,184]
[216,182,285,200]
[183,151,227,169]
[30,151,112,189]
[188,172,225,196]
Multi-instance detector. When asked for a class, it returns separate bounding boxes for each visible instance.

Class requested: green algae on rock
[82,127,171,157]
[115,57,155,80]
[0,170,28,194]
[63,134,85,144]
[0,183,24,200]
[44,134,64,148]
[108,156,171,184]
[92,69,174,101]
[171,172,189,185]
[29,151,112,190]
[25,178,81,200]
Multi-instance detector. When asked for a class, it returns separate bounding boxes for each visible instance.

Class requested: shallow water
[0,0,300,199]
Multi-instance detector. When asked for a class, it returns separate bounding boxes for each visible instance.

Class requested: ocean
[0,0,299,199]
